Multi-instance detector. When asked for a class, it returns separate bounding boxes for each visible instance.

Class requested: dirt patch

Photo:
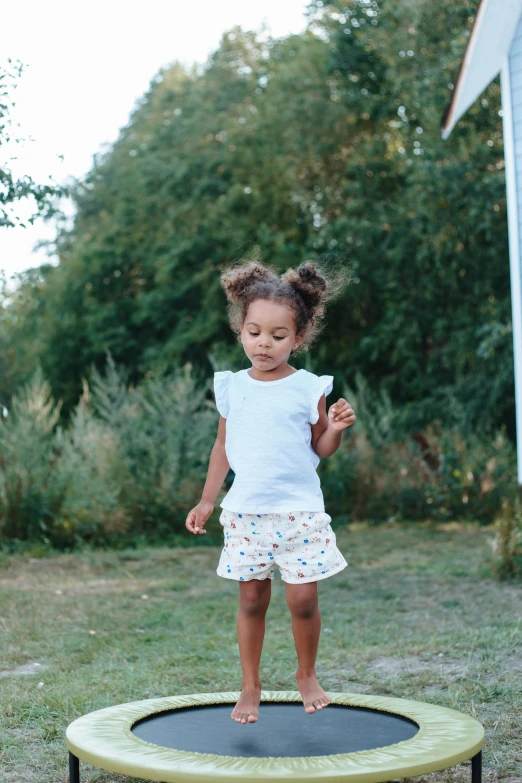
[184,586,223,597]
[332,681,372,693]
[367,654,464,677]
[503,656,522,673]
[0,576,171,594]
[0,662,48,679]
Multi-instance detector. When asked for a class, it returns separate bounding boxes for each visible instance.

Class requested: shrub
[321,371,517,525]
[490,489,522,578]
[89,356,218,539]
[0,366,63,543]
[0,360,517,551]
[51,378,130,547]
[0,358,219,548]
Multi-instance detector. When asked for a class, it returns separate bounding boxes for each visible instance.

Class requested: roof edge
[441,0,489,139]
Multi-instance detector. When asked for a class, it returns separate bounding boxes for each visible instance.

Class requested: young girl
[185,259,356,725]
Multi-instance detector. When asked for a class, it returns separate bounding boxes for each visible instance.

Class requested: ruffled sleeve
[310,375,334,424]
[213,371,232,418]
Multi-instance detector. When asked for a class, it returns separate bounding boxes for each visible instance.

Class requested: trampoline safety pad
[66,690,485,783]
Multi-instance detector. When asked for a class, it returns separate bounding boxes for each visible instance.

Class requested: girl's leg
[232,578,272,724]
[285,581,331,714]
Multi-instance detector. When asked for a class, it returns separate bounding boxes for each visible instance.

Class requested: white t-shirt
[213,368,334,513]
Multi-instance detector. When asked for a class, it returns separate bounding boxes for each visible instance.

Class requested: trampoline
[66,690,484,783]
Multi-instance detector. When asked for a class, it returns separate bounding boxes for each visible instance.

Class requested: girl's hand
[328,398,356,431]
[185,501,214,535]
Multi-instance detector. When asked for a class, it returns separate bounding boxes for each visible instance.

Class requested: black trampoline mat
[131,703,419,757]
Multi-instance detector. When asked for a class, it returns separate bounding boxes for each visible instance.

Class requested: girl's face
[240,299,301,371]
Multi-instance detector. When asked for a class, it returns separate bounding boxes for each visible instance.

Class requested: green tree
[0,6,514,445]
[304,0,511,437]
[0,59,67,408]
[1,60,65,228]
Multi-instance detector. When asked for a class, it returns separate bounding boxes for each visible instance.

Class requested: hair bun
[220,259,279,303]
[298,262,320,281]
[284,262,327,312]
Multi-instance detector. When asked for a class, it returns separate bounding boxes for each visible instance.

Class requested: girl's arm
[186,417,230,535]
[312,395,341,458]
[312,395,356,458]
[201,416,230,504]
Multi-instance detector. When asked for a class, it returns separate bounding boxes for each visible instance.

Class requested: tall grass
[0,358,519,577]
[0,358,218,550]
[323,371,518,526]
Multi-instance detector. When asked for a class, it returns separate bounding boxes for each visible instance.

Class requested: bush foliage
[0,359,516,551]
[0,360,217,549]
[0,1,520,574]
[0,0,514,445]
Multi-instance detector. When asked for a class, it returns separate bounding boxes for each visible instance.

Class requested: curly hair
[219,252,353,355]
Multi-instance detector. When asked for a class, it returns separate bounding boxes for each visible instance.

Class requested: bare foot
[231,686,261,724]
[296,672,331,714]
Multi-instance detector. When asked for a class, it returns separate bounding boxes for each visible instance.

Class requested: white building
[441,0,522,486]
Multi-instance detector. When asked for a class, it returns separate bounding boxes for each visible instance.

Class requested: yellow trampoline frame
[66,690,485,783]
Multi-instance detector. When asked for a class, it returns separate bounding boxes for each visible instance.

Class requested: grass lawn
[0,523,521,783]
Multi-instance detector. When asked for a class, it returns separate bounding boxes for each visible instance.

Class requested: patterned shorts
[216,510,348,584]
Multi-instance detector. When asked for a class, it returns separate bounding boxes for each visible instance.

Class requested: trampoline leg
[471,751,482,783]
[69,751,80,783]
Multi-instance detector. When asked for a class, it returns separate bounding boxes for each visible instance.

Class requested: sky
[1,0,310,281]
